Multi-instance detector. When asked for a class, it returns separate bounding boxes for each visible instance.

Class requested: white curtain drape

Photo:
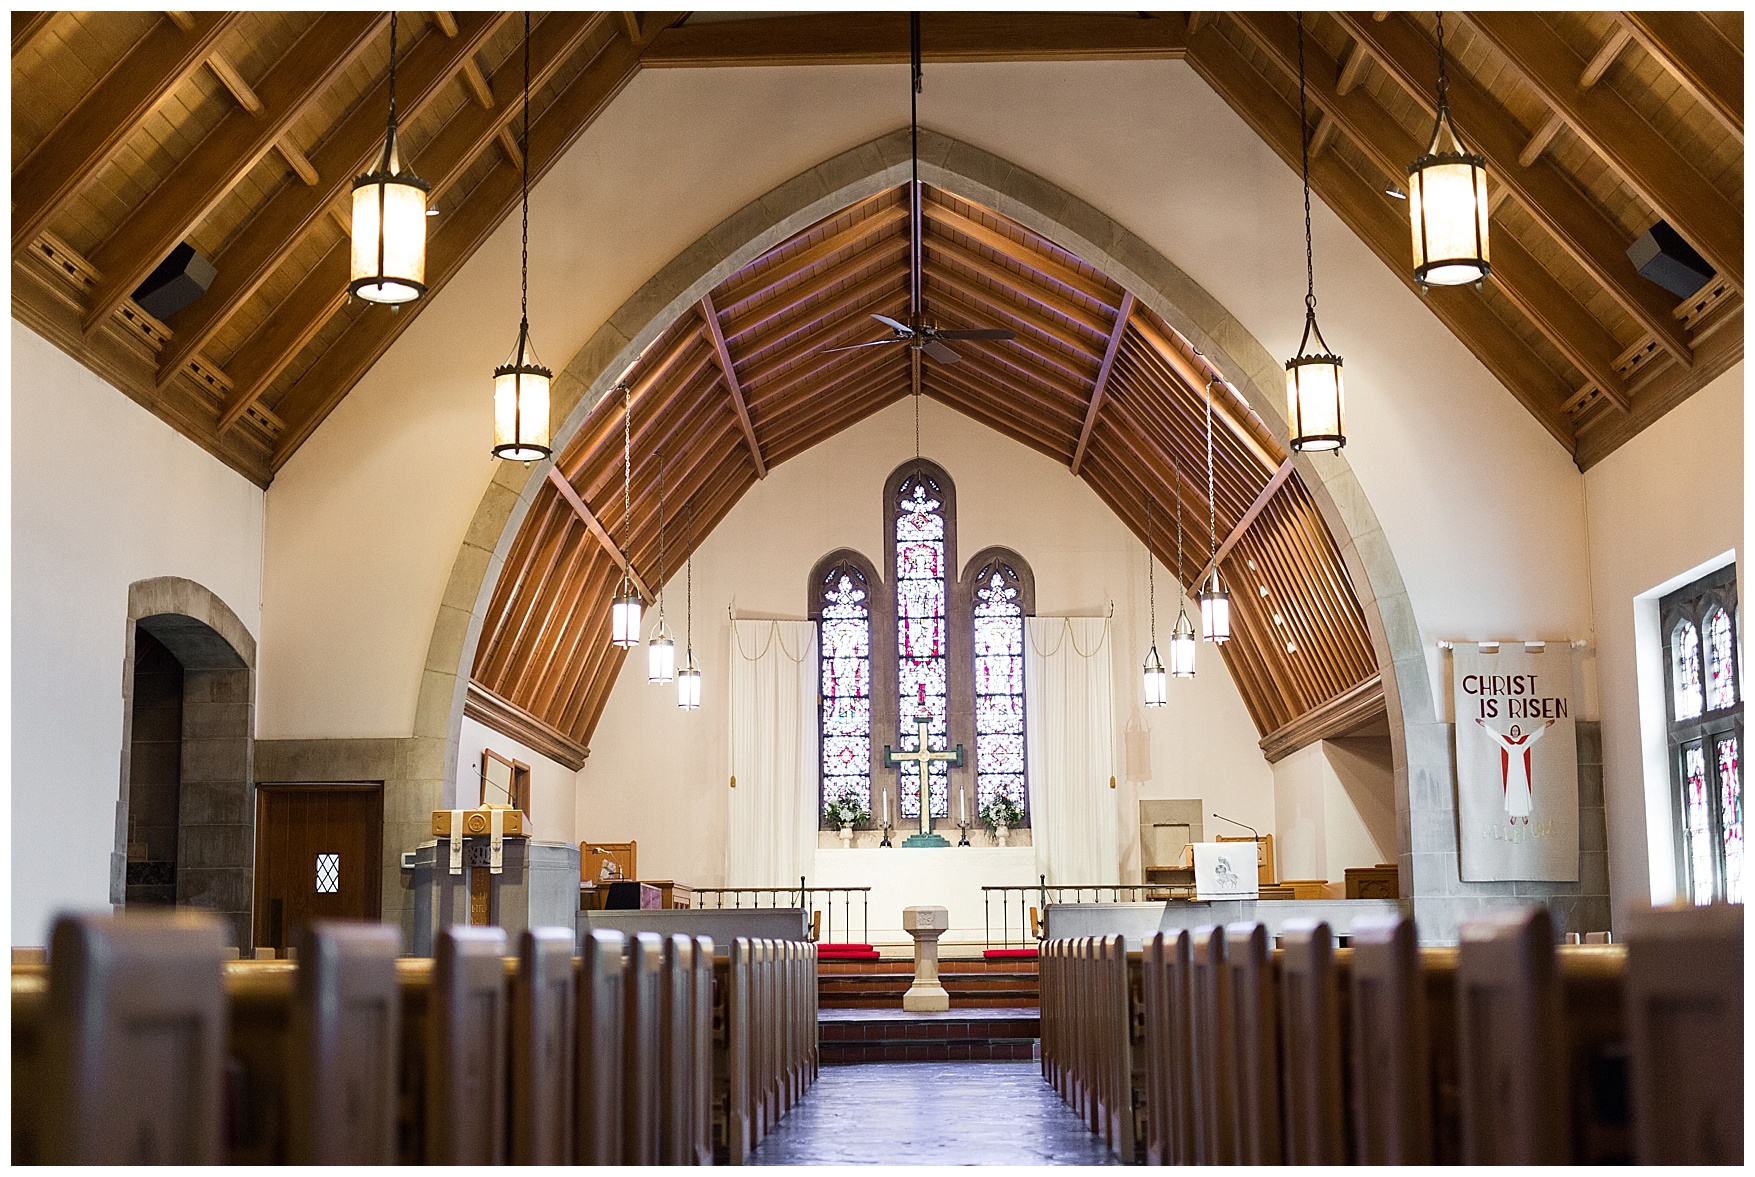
[1025,616,1119,885]
[726,620,819,887]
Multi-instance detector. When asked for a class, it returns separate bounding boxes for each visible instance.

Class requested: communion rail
[981,883,1172,951]
[693,884,871,945]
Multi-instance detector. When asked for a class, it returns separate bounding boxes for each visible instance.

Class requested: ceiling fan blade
[923,339,961,364]
[935,328,1015,341]
[871,313,914,335]
[821,339,903,354]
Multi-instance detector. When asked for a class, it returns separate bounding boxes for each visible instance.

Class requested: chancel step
[818,1008,1039,1064]
[818,956,1039,1008]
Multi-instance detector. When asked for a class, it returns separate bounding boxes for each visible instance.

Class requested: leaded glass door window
[1662,564,1742,904]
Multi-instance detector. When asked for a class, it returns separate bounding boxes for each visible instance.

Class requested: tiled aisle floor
[748,1061,1119,1166]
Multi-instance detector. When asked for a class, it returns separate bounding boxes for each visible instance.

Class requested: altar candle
[883,792,889,826]
[960,788,967,824]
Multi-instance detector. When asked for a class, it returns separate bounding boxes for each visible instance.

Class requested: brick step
[818,1009,1039,1063]
[818,1040,1037,1063]
[820,993,1037,1009]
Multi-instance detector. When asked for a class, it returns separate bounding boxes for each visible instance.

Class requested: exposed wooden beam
[156,12,506,389]
[546,467,655,602]
[215,12,607,432]
[431,11,459,38]
[1579,25,1632,90]
[1192,458,1296,597]
[461,57,494,108]
[13,11,56,57]
[275,138,319,186]
[164,12,196,33]
[619,12,642,43]
[496,124,523,169]
[1518,113,1563,167]
[464,680,589,770]
[1236,12,1632,414]
[1616,12,1742,140]
[1309,112,1338,157]
[1463,11,1742,290]
[1258,672,1385,762]
[12,11,239,257]
[266,23,656,465]
[1069,292,1133,476]
[80,12,383,336]
[1187,20,1578,452]
[698,292,767,478]
[206,50,261,113]
[1335,40,1369,95]
[641,11,1188,67]
[1335,12,1697,365]
[1127,314,1283,476]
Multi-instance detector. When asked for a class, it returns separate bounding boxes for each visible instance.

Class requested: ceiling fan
[819,13,1015,367]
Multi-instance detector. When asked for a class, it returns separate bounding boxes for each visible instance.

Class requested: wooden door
[254,784,384,952]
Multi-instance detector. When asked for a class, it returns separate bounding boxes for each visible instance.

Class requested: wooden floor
[747,1061,1118,1166]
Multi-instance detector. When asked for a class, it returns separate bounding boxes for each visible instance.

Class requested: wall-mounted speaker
[1626,220,1714,299]
[131,242,217,321]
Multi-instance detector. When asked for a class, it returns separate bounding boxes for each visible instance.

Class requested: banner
[1452,643,1579,881]
[1193,842,1260,900]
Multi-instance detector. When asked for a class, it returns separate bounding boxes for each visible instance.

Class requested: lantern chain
[387,13,398,130]
[1147,496,1156,646]
[1434,12,1450,113]
[1174,452,1184,601]
[655,447,666,622]
[685,501,695,661]
[1206,377,1218,562]
[622,380,632,595]
[1298,13,1316,319]
[520,11,530,330]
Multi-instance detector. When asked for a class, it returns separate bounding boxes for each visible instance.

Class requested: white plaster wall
[575,397,1278,886]
[11,321,265,945]
[258,60,1595,754]
[1582,363,1743,919]
[1271,738,1396,886]
[457,716,578,846]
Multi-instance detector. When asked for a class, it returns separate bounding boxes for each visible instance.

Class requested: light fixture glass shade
[647,620,675,684]
[611,587,643,649]
[1199,568,1231,644]
[350,126,428,303]
[1407,108,1490,287]
[1143,646,1168,708]
[1285,313,1345,452]
[1169,609,1198,678]
[677,663,701,710]
[493,323,552,461]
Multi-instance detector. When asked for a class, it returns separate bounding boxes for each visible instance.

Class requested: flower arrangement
[823,789,871,828]
[979,793,1025,831]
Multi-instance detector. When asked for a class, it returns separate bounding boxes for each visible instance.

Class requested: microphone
[1210,812,1261,841]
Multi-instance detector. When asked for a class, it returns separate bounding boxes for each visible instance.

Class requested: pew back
[290,921,400,1164]
[512,927,576,1164]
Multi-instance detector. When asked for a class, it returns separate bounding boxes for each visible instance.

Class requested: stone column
[901,905,950,1012]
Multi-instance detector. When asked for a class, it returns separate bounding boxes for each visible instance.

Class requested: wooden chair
[426,925,508,1164]
[622,931,664,1164]
[1348,913,1433,1164]
[1187,925,1235,1164]
[1223,921,1282,1164]
[511,927,575,1164]
[289,921,400,1164]
[1624,902,1743,1164]
[1455,906,1568,1164]
[1278,918,1345,1165]
[39,911,228,1165]
[576,929,626,1164]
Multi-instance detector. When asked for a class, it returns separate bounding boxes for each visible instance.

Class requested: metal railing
[982,879,1187,950]
[692,882,870,945]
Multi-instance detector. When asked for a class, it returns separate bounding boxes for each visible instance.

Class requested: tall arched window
[963,548,1035,822]
[889,462,954,820]
[1663,564,1742,904]
[811,553,881,820]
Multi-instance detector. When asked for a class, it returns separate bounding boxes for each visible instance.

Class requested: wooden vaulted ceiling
[471,182,1381,760]
[10,12,1743,488]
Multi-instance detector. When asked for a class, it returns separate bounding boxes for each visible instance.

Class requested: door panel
[254,785,383,951]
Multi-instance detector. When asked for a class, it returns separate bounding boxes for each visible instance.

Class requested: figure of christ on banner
[1474,717,1556,825]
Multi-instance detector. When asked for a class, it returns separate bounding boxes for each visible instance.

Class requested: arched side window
[888,461,956,820]
[811,552,882,822]
[1662,564,1742,905]
[963,548,1035,824]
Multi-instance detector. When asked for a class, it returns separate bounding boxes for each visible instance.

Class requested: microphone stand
[1211,812,1265,881]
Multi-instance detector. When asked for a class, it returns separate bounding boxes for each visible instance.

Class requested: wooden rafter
[11,11,240,257]
[1333,12,1695,365]
[1463,12,1742,290]
[1615,12,1742,140]
[1192,458,1295,588]
[698,292,767,478]
[1070,292,1135,475]
[545,467,654,602]
[79,12,384,336]
[11,11,55,57]
[639,11,1189,68]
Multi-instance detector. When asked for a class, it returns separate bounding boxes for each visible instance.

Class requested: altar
[812,845,1037,950]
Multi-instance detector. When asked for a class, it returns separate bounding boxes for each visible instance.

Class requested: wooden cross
[883,710,964,840]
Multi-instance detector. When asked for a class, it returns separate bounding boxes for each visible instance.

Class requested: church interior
[9,9,1745,1165]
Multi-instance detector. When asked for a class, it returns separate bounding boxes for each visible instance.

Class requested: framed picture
[480,749,531,816]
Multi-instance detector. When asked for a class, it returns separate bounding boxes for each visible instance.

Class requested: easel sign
[1193,842,1260,900]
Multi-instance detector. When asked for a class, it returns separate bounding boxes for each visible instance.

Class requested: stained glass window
[315,853,339,895]
[1673,620,1704,719]
[1718,737,1742,905]
[973,562,1027,817]
[895,473,949,819]
[817,564,873,819]
[1706,608,1737,711]
[1685,745,1714,906]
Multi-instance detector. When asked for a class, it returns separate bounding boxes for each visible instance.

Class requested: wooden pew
[623,931,665,1164]
[690,936,716,1165]
[658,934,695,1165]
[1278,919,1345,1165]
[1223,921,1282,1164]
[290,921,401,1164]
[1348,913,1433,1164]
[1187,924,1236,1163]
[426,925,509,1163]
[512,926,575,1164]
[577,928,626,1163]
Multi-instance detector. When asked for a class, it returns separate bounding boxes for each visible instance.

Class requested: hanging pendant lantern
[611,587,643,649]
[350,14,428,304]
[677,661,702,710]
[677,500,700,710]
[1407,12,1490,288]
[610,378,642,649]
[647,448,673,683]
[1199,567,1231,645]
[1286,14,1346,452]
[491,15,550,461]
[1143,644,1168,708]
[1169,608,1198,678]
